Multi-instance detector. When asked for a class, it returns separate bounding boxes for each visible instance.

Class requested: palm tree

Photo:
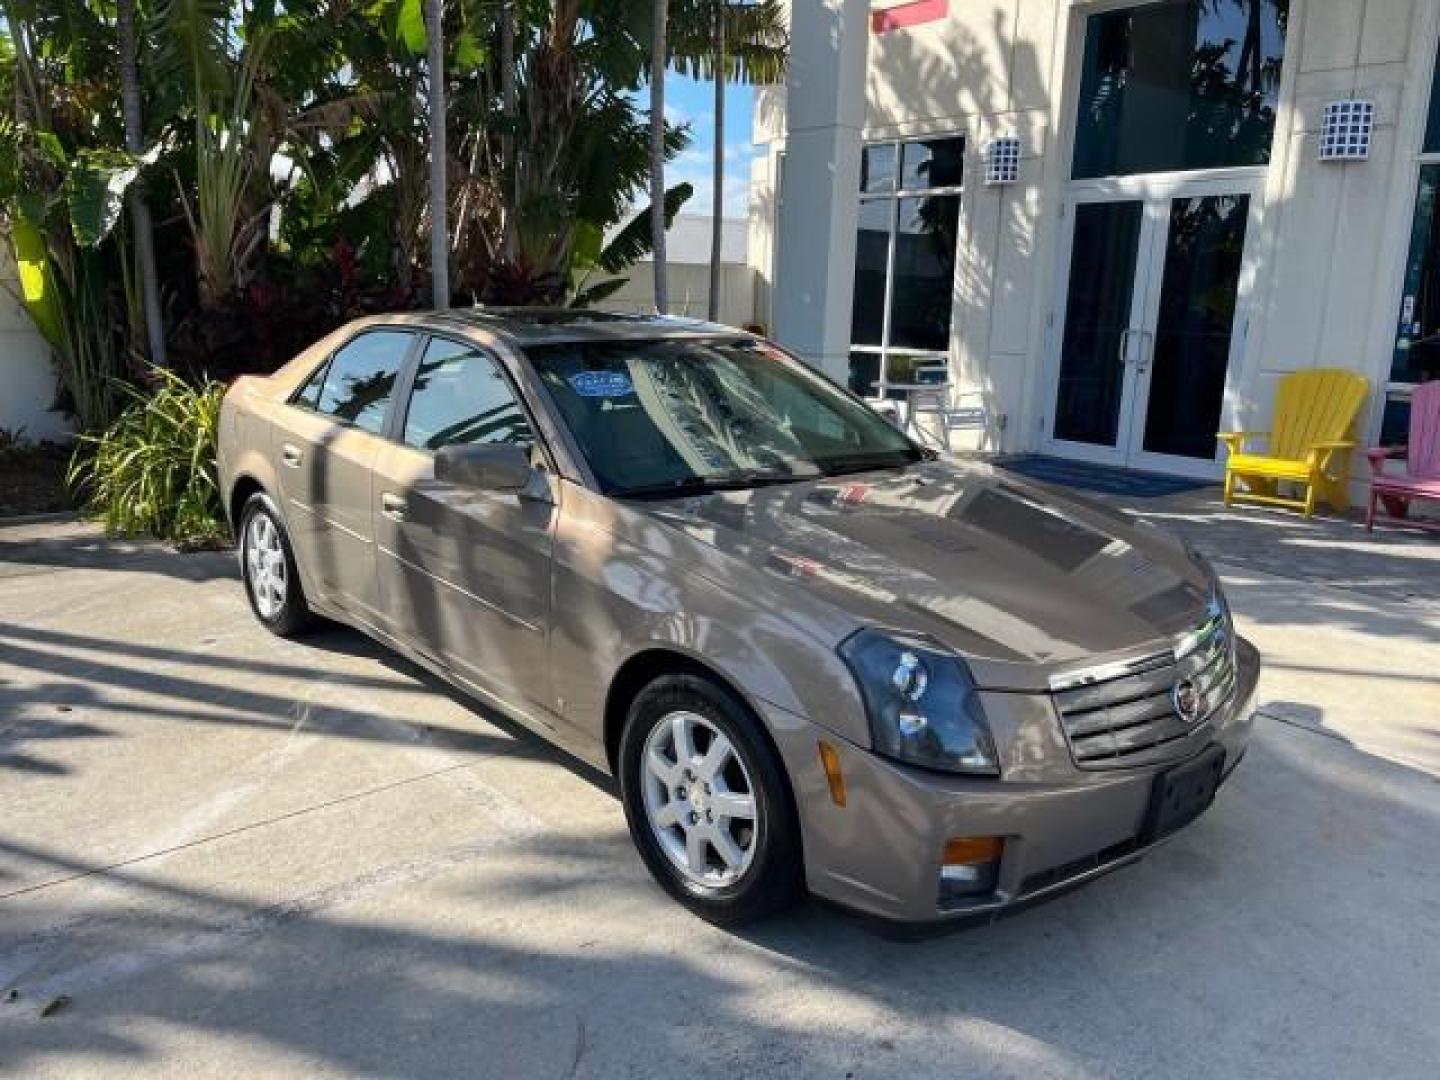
[708,0,724,322]
[425,0,449,307]
[668,1,786,322]
[117,0,167,366]
[650,0,670,313]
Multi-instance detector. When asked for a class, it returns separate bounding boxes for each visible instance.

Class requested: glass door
[1129,191,1252,474]
[1045,178,1258,476]
[1046,197,1151,466]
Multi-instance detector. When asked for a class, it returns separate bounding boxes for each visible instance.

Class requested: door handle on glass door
[281,444,303,468]
[1117,328,1134,367]
[1135,330,1154,374]
[381,493,407,521]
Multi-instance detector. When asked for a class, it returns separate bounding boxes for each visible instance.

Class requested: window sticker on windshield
[568,370,635,398]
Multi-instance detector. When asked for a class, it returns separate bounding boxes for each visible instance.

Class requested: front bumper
[763,637,1260,925]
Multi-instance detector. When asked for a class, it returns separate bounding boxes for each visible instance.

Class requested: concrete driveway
[1,517,1438,1078]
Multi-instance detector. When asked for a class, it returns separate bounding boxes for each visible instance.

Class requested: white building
[748,0,1440,482]
[600,213,758,327]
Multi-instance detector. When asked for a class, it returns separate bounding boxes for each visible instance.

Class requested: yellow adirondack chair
[1218,369,1368,517]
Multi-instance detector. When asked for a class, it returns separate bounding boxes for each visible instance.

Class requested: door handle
[1135,330,1155,374]
[1117,328,1134,367]
[281,443,303,468]
[381,492,407,521]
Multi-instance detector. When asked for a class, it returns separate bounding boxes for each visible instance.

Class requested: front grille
[1051,611,1236,770]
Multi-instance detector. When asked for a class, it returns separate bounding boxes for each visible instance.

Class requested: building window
[1388,47,1440,443]
[1073,0,1288,180]
[849,137,963,397]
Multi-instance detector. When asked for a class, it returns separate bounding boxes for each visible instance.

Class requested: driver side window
[402,338,534,452]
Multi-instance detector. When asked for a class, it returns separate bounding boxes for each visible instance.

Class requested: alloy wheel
[641,710,760,888]
[245,511,288,619]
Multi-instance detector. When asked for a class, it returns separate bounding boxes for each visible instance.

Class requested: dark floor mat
[996,455,1211,498]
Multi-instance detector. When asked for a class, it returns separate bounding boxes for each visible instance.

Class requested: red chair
[1365,380,1440,533]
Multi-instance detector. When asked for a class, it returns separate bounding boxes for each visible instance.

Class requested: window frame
[395,332,542,458]
[1383,36,1440,439]
[286,328,422,439]
[851,136,965,397]
[1069,0,1288,182]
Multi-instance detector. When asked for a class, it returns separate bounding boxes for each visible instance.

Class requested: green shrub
[69,369,228,547]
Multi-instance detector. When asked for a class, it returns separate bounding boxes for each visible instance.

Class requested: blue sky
[660,73,758,220]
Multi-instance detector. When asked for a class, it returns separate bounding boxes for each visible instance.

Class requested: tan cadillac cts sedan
[218,310,1259,927]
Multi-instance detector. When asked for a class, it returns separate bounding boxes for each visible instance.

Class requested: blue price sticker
[569,370,634,398]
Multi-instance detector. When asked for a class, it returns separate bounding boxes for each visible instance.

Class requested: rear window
[301,331,413,435]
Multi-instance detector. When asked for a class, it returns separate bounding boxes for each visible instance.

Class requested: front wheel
[239,492,314,637]
[618,673,803,925]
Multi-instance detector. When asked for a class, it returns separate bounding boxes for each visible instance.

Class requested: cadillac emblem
[1172,679,1202,723]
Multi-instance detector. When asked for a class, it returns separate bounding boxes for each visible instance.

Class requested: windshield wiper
[815,453,918,478]
[617,470,819,500]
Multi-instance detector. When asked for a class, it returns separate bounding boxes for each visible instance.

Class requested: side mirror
[434,443,535,492]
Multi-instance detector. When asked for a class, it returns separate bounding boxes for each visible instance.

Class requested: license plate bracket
[1142,745,1225,844]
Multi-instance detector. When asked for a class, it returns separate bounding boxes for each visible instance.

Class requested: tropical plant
[0,2,141,430]
[153,0,275,307]
[68,367,227,545]
[667,0,786,320]
[2,0,782,447]
[570,180,692,306]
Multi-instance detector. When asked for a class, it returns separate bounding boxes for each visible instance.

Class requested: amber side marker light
[817,740,847,807]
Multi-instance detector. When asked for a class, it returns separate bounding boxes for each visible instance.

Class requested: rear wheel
[239,492,313,637]
[619,673,803,925]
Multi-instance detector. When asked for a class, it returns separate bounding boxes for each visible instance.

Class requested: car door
[276,329,416,619]
[372,334,558,718]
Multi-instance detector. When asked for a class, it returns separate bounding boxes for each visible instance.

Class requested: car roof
[423,307,753,347]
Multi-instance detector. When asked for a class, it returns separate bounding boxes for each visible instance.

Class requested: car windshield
[525,338,923,497]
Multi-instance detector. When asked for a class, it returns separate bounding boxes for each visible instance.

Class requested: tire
[618,673,803,925]
[238,491,314,637]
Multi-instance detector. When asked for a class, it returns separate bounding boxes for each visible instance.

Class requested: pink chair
[1365,380,1440,533]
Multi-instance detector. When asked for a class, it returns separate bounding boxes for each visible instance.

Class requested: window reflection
[1073,0,1287,179]
[860,144,898,194]
[1392,165,1440,387]
[851,200,891,347]
[848,352,881,398]
[900,139,964,191]
[889,195,960,351]
[1143,194,1249,459]
[315,331,412,434]
[403,340,533,451]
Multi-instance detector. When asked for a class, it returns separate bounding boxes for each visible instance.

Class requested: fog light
[939,836,1004,903]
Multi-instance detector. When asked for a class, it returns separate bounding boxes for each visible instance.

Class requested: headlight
[838,629,999,775]
[1184,542,1233,631]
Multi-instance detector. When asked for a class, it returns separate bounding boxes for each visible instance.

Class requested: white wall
[597,262,760,329]
[0,242,68,443]
[1244,0,1436,451]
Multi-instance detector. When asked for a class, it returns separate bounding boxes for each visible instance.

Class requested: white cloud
[660,141,757,219]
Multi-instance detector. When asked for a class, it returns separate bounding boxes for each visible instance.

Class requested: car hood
[634,459,1211,677]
